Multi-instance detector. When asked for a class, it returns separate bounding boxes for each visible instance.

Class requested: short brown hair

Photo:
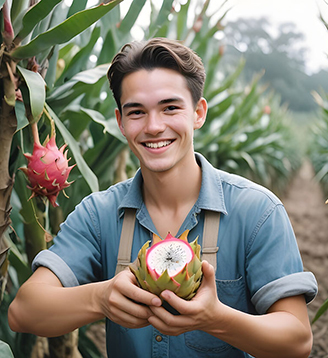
[107,38,206,113]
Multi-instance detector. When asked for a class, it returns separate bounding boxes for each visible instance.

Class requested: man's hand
[148,261,313,358]
[101,268,162,329]
[9,266,162,337]
[147,260,221,335]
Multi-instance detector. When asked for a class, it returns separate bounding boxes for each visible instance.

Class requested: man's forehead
[122,97,185,110]
[120,69,192,107]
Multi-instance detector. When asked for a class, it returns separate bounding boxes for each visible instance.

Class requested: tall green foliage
[309,91,328,195]
[1,1,125,356]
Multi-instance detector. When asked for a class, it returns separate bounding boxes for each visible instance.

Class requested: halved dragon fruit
[129,230,202,300]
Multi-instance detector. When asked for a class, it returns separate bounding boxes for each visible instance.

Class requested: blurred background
[1,0,328,357]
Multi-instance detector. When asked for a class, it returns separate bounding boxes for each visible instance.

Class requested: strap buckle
[202,247,219,254]
[116,260,131,267]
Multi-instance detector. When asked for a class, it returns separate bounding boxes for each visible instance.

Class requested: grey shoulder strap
[115,209,221,274]
[201,211,220,272]
[115,208,136,275]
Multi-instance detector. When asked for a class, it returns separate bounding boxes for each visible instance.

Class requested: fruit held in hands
[129,231,202,300]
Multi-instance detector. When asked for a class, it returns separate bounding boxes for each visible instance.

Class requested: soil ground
[283,160,328,357]
[87,160,328,357]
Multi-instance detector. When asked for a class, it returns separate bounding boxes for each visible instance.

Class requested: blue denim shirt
[33,153,317,358]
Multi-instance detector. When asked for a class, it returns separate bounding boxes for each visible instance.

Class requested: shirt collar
[118,168,144,215]
[194,152,228,215]
[118,152,228,216]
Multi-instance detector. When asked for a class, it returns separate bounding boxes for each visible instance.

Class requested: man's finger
[201,260,216,280]
[126,286,162,307]
[117,271,162,307]
[160,290,193,315]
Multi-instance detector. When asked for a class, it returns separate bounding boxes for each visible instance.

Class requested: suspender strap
[115,208,136,275]
[115,209,221,274]
[201,211,220,272]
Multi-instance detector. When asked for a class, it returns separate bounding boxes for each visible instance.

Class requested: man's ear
[115,108,125,136]
[193,97,207,130]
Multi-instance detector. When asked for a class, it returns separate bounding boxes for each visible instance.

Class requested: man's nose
[144,111,165,135]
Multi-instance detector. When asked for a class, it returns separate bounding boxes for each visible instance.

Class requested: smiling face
[115,68,207,176]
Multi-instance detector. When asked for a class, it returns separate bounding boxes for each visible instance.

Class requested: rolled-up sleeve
[246,203,318,313]
[251,271,318,314]
[32,250,79,287]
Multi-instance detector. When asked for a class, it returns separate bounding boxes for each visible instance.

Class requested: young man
[9,38,317,358]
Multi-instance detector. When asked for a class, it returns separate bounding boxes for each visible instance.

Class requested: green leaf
[97,29,116,65]
[314,162,328,182]
[47,63,109,101]
[206,59,245,101]
[71,63,109,84]
[240,151,256,172]
[203,52,223,95]
[11,0,29,28]
[176,0,191,40]
[118,0,147,34]
[6,235,32,286]
[0,341,14,358]
[0,0,5,9]
[99,1,121,35]
[16,0,62,40]
[149,0,174,37]
[208,93,239,115]
[45,103,99,193]
[58,42,80,63]
[81,108,125,142]
[67,0,88,18]
[56,26,101,85]
[312,298,328,324]
[10,0,123,59]
[17,65,46,121]
[44,45,59,90]
[60,106,91,139]
[15,100,29,132]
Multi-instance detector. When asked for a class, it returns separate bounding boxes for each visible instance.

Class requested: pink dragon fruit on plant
[20,135,75,207]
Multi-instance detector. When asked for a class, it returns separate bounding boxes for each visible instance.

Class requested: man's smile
[142,140,175,149]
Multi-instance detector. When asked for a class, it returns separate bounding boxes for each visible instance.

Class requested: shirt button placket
[152,329,168,358]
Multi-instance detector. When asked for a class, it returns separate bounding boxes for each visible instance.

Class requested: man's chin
[140,160,175,174]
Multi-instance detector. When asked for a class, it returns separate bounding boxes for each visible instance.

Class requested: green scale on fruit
[129,230,203,300]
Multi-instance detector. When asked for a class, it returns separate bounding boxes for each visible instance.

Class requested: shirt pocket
[185,276,247,355]
[217,276,248,311]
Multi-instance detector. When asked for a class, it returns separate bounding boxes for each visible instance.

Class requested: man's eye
[128,110,143,116]
[165,106,178,112]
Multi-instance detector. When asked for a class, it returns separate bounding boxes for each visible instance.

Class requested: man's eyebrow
[122,98,184,110]
[122,102,143,110]
[158,97,183,105]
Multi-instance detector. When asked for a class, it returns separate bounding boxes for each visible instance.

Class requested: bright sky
[211,0,328,73]
[85,0,328,74]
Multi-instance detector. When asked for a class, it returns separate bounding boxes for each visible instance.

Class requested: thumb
[201,260,216,287]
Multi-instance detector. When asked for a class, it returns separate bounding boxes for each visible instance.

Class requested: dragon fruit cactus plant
[129,230,203,300]
[20,125,75,207]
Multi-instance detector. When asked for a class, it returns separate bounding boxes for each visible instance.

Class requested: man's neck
[141,153,202,237]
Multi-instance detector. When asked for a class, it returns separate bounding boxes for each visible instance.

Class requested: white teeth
[145,140,172,149]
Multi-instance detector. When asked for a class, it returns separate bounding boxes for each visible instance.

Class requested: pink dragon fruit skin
[20,136,75,207]
[129,231,203,301]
